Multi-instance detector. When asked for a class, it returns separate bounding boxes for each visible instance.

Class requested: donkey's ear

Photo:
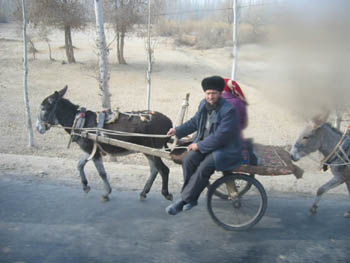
[309,120,320,130]
[311,111,329,129]
[58,85,68,97]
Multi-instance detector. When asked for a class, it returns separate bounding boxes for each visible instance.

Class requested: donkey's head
[290,112,329,161]
[36,86,68,134]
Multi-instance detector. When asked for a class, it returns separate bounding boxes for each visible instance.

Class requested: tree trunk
[46,39,54,61]
[94,0,111,109]
[28,38,36,60]
[64,25,75,63]
[116,31,121,64]
[116,29,127,65]
[146,0,152,111]
[119,27,127,64]
[21,0,35,147]
[231,0,238,80]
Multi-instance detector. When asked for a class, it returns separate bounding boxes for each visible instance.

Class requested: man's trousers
[181,150,216,203]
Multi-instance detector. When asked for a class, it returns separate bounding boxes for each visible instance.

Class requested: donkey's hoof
[309,207,317,216]
[83,185,91,193]
[164,193,173,201]
[139,193,147,201]
[101,195,110,202]
[344,211,350,218]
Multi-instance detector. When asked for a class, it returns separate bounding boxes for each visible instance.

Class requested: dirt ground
[0,22,348,197]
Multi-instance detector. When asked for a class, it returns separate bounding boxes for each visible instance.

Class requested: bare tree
[14,0,87,63]
[37,25,54,61]
[25,28,38,59]
[104,0,143,64]
[21,0,34,147]
[94,0,111,109]
[104,0,164,65]
[240,5,265,43]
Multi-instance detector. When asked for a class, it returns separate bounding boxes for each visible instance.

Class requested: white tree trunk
[21,0,34,147]
[94,0,111,109]
[231,0,238,80]
[146,0,152,112]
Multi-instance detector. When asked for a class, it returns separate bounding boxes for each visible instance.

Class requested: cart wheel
[207,173,267,231]
[209,172,255,199]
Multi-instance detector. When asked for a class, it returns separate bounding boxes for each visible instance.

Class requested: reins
[46,123,188,161]
[47,123,188,148]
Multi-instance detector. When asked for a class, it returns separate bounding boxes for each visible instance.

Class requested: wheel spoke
[207,173,267,231]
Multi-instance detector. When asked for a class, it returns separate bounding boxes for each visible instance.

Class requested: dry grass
[155,19,267,49]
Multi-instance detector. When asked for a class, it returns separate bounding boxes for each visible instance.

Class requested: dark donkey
[36,86,173,202]
[290,113,350,217]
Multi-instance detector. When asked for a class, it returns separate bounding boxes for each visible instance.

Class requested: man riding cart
[166,76,244,215]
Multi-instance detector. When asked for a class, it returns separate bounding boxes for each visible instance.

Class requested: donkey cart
[80,130,303,231]
[36,88,303,231]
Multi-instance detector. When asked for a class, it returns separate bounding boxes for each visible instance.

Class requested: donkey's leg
[310,176,344,215]
[140,155,159,200]
[77,154,91,193]
[144,155,172,201]
[92,155,112,202]
[157,157,173,201]
[344,181,350,218]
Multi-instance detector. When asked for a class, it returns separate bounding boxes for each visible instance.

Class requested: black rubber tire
[207,173,267,231]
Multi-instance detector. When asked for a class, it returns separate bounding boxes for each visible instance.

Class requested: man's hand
[187,143,199,152]
[167,128,176,137]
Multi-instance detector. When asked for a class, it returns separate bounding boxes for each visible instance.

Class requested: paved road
[0,176,349,263]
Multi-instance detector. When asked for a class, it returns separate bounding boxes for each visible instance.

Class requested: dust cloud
[243,0,349,119]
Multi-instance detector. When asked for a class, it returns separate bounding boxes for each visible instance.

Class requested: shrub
[194,20,232,49]
[154,19,265,49]
[155,19,179,37]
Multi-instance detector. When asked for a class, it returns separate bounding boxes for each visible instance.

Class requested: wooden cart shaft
[80,131,172,160]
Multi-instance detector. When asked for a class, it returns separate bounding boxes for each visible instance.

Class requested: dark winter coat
[175,97,242,171]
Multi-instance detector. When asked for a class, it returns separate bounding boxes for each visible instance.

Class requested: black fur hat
[201,76,225,92]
